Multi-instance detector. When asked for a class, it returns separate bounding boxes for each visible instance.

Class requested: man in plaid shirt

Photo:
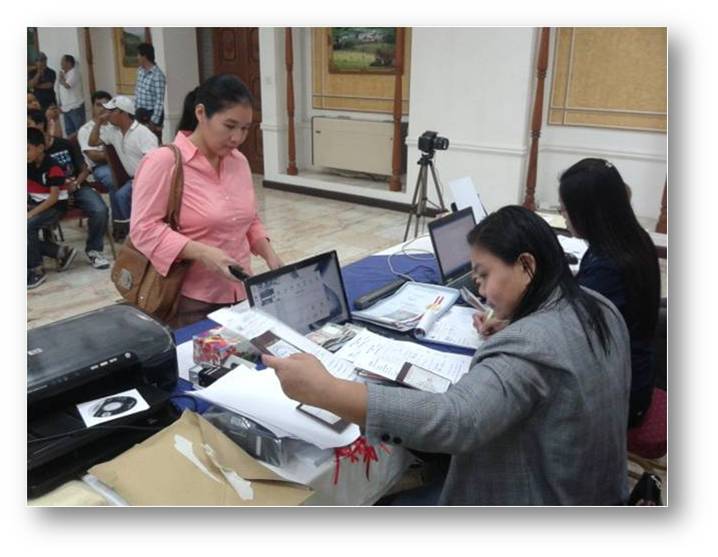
[134,43,166,140]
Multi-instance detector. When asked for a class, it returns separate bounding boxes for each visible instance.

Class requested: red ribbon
[333,436,386,485]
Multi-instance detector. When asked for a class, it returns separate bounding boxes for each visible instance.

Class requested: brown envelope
[89,410,312,506]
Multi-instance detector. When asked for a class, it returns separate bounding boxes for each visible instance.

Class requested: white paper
[401,364,452,393]
[176,340,195,381]
[557,235,589,273]
[557,235,588,259]
[537,211,567,229]
[448,176,487,223]
[189,365,361,450]
[352,282,458,332]
[335,328,471,386]
[421,305,484,350]
[209,307,356,381]
[76,388,150,428]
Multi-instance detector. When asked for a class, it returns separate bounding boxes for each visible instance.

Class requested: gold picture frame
[328,27,401,75]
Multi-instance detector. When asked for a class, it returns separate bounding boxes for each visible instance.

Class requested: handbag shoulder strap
[163,144,184,231]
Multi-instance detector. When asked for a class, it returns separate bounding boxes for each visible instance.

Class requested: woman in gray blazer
[264,206,631,505]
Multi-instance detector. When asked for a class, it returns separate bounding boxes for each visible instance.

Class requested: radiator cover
[312,117,406,176]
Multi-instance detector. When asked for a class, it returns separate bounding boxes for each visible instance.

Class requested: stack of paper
[334,328,473,392]
[420,305,484,350]
[190,364,361,450]
[351,282,459,333]
[209,307,356,381]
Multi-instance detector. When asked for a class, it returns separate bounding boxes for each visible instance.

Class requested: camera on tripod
[418,130,449,155]
[404,131,450,240]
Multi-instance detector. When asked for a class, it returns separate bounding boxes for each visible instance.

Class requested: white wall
[89,27,115,94]
[260,27,537,209]
[151,28,200,143]
[533,32,667,221]
[35,28,667,220]
[36,27,92,125]
[37,28,201,145]
[260,26,667,221]
[405,27,536,211]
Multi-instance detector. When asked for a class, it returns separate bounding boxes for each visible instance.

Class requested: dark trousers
[28,204,65,268]
[168,296,232,329]
[72,186,109,253]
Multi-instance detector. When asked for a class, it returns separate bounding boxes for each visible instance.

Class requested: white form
[209,307,356,380]
[448,176,487,223]
[421,305,484,350]
[335,328,472,386]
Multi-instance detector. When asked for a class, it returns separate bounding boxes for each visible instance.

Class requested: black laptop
[244,250,411,342]
[244,251,353,334]
[427,207,477,292]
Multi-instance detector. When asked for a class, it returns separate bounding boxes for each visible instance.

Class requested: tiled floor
[27,176,414,329]
[26,175,668,502]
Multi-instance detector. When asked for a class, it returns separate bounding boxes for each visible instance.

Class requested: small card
[252,330,303,358]
[76,388,150,428]
[297,403,349,432]
[396,362,452,393]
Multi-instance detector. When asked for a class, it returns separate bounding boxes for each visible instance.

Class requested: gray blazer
[365,288,631,505]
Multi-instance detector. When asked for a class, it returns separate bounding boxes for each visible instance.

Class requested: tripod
[403,152,447,241]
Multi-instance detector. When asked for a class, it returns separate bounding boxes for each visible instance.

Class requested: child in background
[27,127,77,289]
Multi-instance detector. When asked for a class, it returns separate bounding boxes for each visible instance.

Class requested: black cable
[28,423,165,444]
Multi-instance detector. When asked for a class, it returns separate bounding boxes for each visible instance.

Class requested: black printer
[27,304,180,498]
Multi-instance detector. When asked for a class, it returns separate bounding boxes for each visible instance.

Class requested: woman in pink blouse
[130,75,283,328]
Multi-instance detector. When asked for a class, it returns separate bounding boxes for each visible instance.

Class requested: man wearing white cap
[88,95,158,240]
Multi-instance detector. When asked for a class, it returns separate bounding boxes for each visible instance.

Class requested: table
[31,242,456,506]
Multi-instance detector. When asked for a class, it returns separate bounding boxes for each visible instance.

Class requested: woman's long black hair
[176,74,254,134]
[467,205,613,355]
[559,158,660,340]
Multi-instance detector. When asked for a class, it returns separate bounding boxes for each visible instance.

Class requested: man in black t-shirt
[27,52,57,111]
[27,127,77,289]
[28,109,111,270]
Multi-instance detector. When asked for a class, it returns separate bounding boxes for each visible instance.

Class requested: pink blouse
[130,132,268,304]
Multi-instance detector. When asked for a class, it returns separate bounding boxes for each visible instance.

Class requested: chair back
[627,388,667,460]
[105,143,131,187]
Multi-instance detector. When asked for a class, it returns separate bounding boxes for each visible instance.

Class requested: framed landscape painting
[328,27,400,74]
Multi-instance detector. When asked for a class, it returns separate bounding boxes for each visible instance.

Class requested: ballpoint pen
[461,287,495,325]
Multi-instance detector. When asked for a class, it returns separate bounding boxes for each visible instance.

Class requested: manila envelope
[89,410,312,506]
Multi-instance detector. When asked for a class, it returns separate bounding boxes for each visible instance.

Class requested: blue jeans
[92,164,119,219]
[113,179,133,222]
[62,106,86,136]
[28,205,65,269]
[72,186,109,253]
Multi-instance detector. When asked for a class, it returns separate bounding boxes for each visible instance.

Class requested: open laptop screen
[428,207,477,282]
[244,251,351,335]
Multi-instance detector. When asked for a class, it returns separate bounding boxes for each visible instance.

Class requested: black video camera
[418,130,449,154]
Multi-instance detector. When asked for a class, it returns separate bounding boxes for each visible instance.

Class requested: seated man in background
[88,95,159,241]
[77,91,117,227]
[28,109,110,270]
[27,92,41,111]
[27,127,76,289]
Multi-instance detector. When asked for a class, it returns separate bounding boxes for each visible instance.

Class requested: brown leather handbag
[111,144,191,323]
